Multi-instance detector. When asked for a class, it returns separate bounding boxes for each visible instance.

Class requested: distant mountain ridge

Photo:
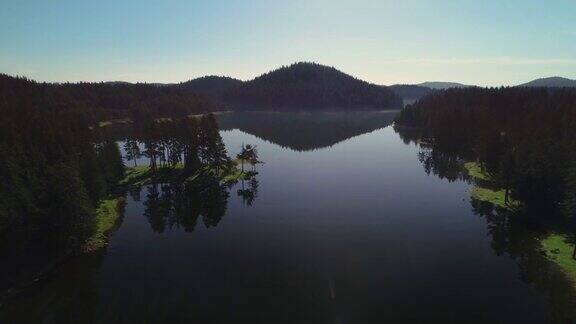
[388,84,436,104]
[518,76,576,88]
[417,81,472,90]
[181,62,402,111]
[387,81,473,102]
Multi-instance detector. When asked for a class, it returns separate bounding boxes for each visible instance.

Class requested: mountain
[180,76,242,98]
[388,84,436,104]
[518,76,576,88]
[182,62,402,111]
[417,81,472,90]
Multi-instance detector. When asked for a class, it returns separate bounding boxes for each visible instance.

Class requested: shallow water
[2,112,573,323]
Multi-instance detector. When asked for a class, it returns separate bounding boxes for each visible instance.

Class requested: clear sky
[1,0,575,86]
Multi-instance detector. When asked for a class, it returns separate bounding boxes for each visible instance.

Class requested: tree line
[0,73,220,122]
[395,87,576,217]
[123,113,231,174]
[0,78,126,290]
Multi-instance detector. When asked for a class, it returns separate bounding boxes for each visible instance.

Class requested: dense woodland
[395,87,576,217]
[181,62,402,110]
[0,74,220,121]
[0,77,123,291]
[0,73,229,291]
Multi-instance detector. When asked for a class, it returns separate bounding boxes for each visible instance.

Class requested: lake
[1,112,574,323]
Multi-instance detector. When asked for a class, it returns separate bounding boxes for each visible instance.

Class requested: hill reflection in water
[217,111,398,152]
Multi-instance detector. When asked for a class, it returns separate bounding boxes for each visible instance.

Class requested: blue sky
[1,0,575,86]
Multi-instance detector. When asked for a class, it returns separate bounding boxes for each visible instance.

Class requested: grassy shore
[464,162,576,286]
[464,162,519,210]
[83,197,125,253]
[119,164,187,187]
[84,160,253,252]
[463,162,490,181]
[542,234,576,287]
[121,159,255,188]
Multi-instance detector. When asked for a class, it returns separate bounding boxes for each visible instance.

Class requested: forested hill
[417,81,472,89]
[180,75,243,100]
[181,62,402,111]
[0,74,220,121]
[519,77,576,88]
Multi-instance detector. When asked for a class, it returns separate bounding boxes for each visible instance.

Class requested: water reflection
[0,222,118,323]
[471,200,576,321]
[217,111,397,151]
[237,177,259,206]
[395,125,576,320]
[141,174,259,233]
[5,115,576,322]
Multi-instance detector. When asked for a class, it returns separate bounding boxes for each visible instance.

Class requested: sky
[1,0,575,86]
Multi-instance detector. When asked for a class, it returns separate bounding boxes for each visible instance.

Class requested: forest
[0,73,231,293]
[0,74,220,121]
[395,87,576,217]
[181,62,402,110]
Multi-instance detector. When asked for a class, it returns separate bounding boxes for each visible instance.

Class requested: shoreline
[0,161,253,303]
[464,161,576,287]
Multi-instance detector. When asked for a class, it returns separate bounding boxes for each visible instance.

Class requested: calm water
[2,112,574,323]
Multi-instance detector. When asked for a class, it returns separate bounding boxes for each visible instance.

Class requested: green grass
[471,187,519,210]
[120,164,185,187]
[542,234,576,286]
[121,161,254,188]
[465,162,519,210]
[83,197,125,252]
[464,162,490,181]
[201,162,253,184]
[221,168,252,183]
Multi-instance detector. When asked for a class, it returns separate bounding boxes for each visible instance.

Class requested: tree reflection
[141,172,259,233]
[417,146,467,183]
[237,177,259,206]
[218,111,397,151]
[396,125,576,321]
[470,201,576,321]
